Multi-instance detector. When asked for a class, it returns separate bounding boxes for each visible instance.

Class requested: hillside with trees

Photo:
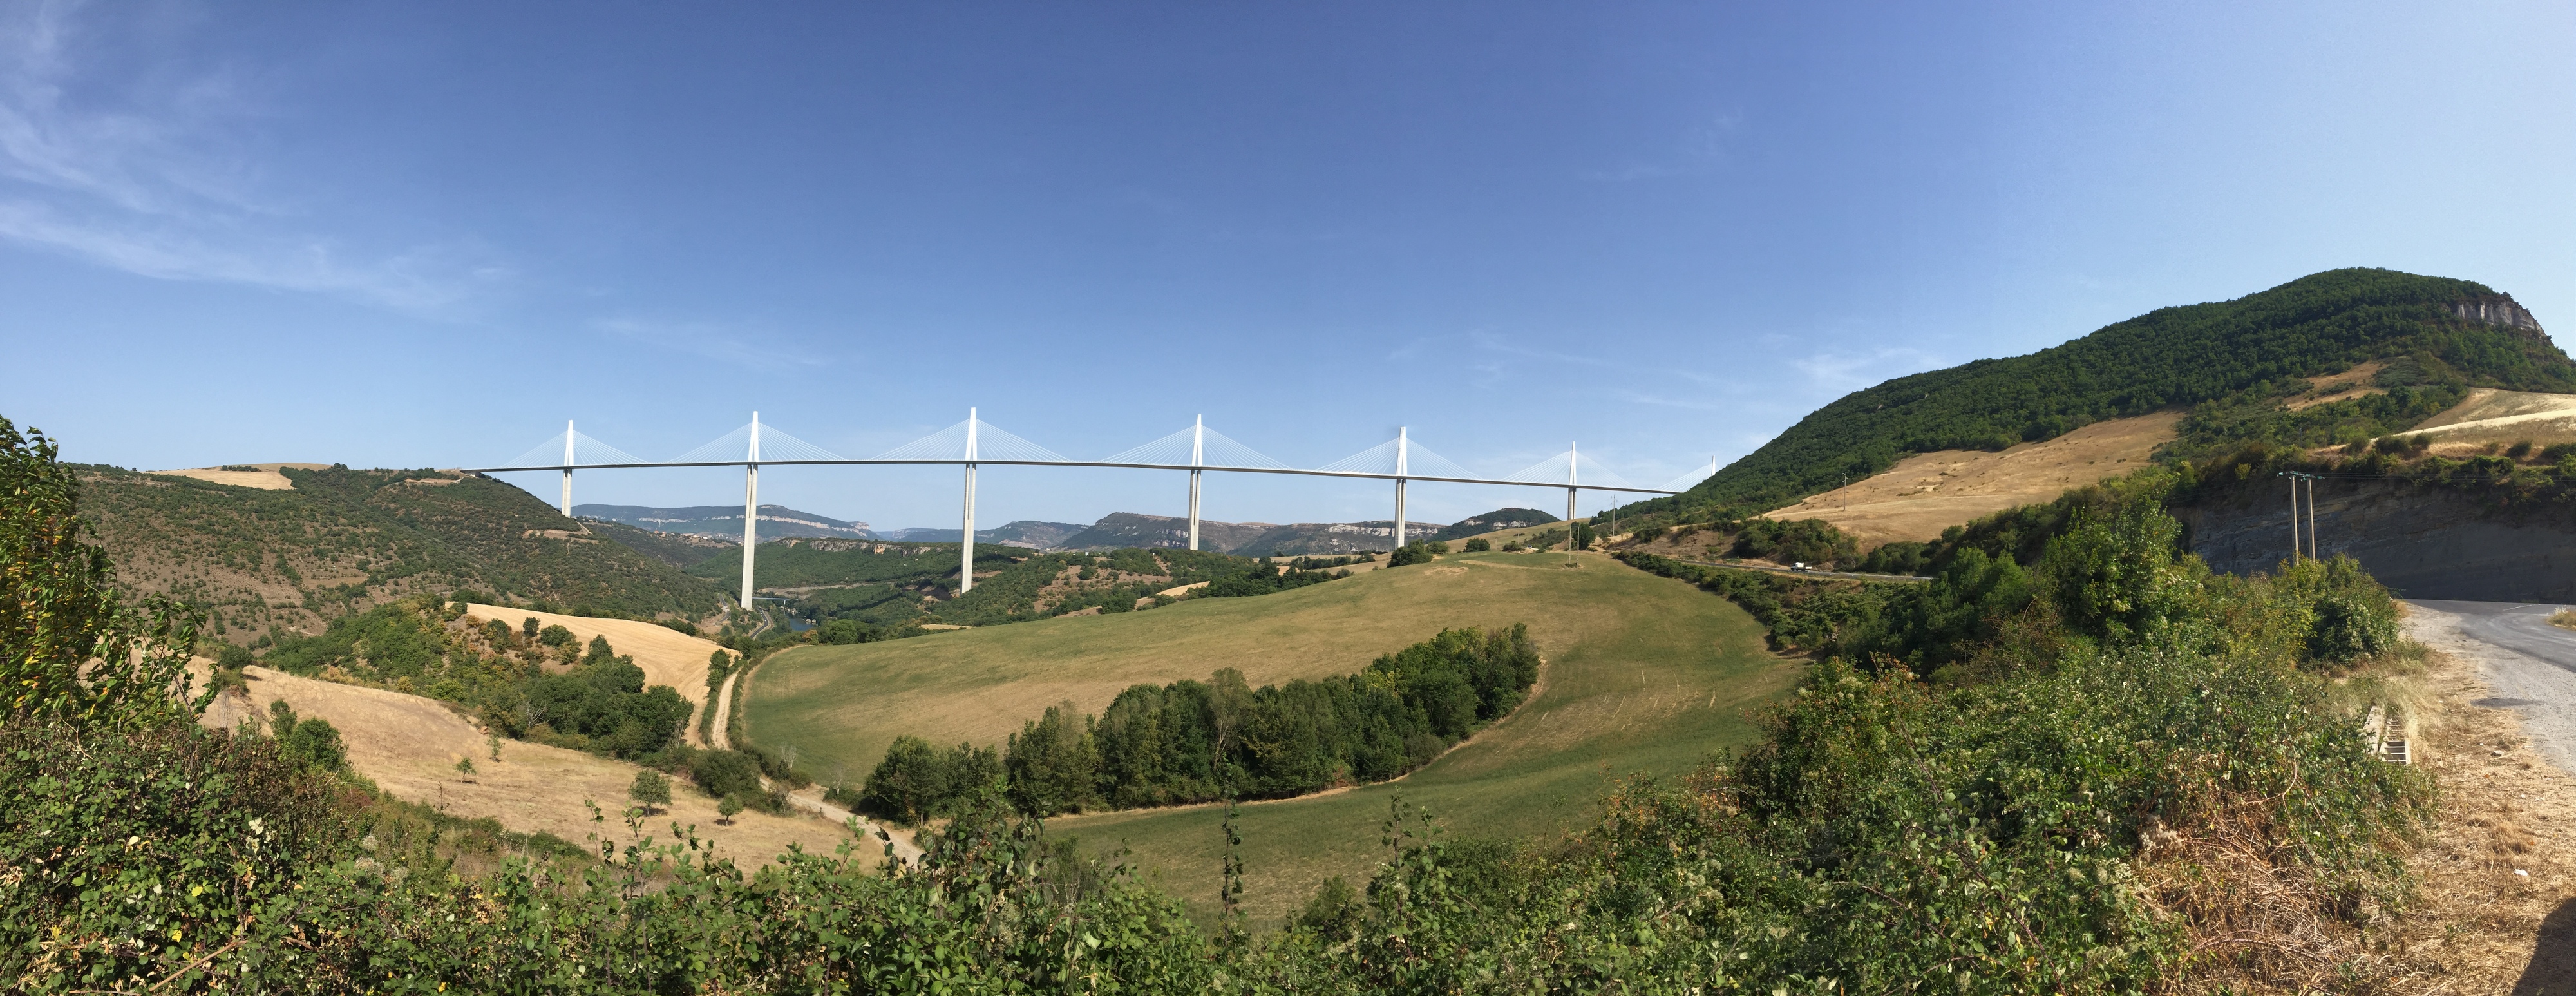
[1616,267,2573,524]
[7,410,2465,991]
[77,464,729,640]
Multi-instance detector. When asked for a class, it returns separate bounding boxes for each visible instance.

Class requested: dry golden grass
[2401,388,2576,451]
[144,462,328,490]
[464,603,721,745]
[1758,410,2184,548]
[196,665,872,868]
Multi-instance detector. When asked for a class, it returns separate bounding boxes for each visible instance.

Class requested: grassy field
[744,548,1797,924]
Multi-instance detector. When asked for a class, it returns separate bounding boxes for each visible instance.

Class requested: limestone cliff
[2179,478,2576,602]
[2447,294,2546,336]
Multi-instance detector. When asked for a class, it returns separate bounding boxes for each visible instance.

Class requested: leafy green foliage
[1729,517,1857,567]
[263,700,348,773]
[2,417,204,728]
[854,736,1003,825]
[1617,268,2576,523]
[629,769,672,812]
[2169,381,2466,459]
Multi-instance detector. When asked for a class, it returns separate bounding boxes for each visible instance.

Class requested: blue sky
[5,1,2569,532]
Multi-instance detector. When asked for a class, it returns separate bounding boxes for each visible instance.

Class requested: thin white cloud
[592,316,831,370]
[1614,389,1727,411]
[1789,347,1948,392]
[0,1,502,311]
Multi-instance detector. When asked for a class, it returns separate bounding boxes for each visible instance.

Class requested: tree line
[849,624,1541,822]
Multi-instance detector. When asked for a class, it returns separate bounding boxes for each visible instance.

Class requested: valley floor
[747,550,1800,926]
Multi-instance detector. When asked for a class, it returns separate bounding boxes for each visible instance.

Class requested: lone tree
[716,793,744,825]
[629,769,672,814]
[454,757,477,782]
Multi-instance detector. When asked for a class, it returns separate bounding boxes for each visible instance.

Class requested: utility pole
[1392,427,1409,548]
[741,413,761,613]
[560,419,575,517]
[2306,474,2319,560]
[1187,415,1204,551]
[961,408,978,593]
[2280,470,2322,564]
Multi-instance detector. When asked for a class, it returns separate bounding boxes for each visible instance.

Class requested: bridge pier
[1565,444,1580,530]
[560,419,575,517]
[960,408,978,594]
[740,412,762,613]
[1187,415,1204,551]
[1392,426,1410,548]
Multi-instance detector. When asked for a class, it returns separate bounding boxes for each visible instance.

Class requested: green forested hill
[79,466,728,640]
[1625,268,2571,520]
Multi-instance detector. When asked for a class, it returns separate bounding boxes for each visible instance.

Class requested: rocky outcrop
[2179,479,2576,602]
[2448,295,2546,335]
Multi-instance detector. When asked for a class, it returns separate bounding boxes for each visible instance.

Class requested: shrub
[1386,543,1436,567]
[817,618,881,644]
[690,749,766,800]
[629,769,672,812]
[266,700,347,772]
[1463,537,1491,552]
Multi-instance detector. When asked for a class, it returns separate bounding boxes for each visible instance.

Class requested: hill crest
[1631,267,2573,521]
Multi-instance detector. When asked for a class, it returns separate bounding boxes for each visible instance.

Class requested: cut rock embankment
[2179,481,2576,603]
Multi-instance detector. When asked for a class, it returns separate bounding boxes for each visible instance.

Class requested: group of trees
[855,626,1542,822]
[251,595,696,763]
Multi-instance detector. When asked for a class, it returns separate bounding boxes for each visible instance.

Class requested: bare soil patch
[1760,410,2185,548]
[146,462,328,490]
[198,666,872,868]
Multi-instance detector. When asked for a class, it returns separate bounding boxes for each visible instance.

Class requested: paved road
[2409,600,2576,776]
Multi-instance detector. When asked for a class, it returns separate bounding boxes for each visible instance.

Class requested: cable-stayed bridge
[470,411,1718,609]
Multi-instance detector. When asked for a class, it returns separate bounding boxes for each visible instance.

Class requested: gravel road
[2407,599,2576,777]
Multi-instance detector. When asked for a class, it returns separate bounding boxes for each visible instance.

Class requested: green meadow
[744,549,1798,924]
